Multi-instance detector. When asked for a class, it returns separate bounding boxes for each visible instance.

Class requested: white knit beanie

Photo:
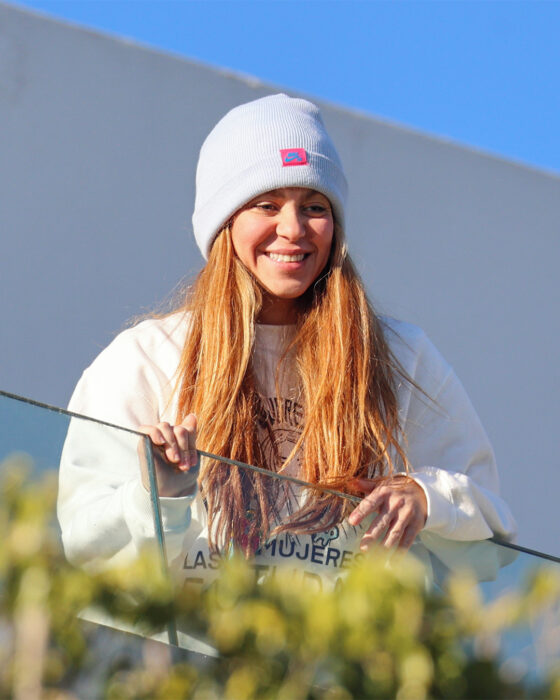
[192,94,348,259]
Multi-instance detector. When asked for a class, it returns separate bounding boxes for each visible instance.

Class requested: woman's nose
[276,205,306,241]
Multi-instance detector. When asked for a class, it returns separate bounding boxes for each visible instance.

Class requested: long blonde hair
[173,223,409,553]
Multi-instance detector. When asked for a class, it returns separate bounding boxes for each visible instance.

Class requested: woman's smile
[265,252,307,263]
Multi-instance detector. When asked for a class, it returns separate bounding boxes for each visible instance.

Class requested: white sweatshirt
[58,313,516,589]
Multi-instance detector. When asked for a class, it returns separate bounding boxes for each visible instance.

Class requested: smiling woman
[58,94,516,590]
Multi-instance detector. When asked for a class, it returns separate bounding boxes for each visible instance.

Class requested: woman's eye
[305,204,329,214]
[254,202,276,212]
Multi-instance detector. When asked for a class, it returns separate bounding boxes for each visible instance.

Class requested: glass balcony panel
[477,545,560,682]
[152,442,560,684]
[2,389,559,689]
[0,390,176,648]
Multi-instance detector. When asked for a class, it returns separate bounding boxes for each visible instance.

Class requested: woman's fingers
[358,506,395,551]
[138,415,199,471]
[139,422,180,464]
[364,496,404,539]
[137,416,199,498]
[174,414,198,469]
[347,484,385,527]
[348,477,428,551]
[160,422,183,463]
[381,509,416,550]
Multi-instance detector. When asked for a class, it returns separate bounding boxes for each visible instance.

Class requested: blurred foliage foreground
[1,458,560,699]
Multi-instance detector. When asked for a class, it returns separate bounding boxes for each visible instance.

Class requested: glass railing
[0,390,181,645]
[1,388,559,689]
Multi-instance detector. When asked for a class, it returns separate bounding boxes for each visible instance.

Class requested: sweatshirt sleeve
[389,322,516,543]
[57,318,196,569]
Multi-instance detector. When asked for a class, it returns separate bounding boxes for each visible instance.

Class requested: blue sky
[6,0,560,175]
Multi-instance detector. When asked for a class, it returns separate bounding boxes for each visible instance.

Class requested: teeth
[267,253,306,262]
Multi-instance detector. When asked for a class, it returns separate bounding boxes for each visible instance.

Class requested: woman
[59,94,515,587]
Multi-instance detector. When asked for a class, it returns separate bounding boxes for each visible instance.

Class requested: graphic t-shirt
[180,323,372,591]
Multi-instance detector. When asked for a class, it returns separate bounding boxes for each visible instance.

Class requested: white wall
[1,3,559,554]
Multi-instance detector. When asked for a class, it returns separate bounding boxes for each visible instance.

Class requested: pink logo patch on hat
[280,148,308,166]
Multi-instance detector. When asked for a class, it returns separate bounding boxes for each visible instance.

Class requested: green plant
[1,458,559,699]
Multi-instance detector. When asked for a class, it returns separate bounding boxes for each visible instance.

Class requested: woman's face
[231,187,334,324]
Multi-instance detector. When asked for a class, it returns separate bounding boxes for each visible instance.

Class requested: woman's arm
[57,317,197,568]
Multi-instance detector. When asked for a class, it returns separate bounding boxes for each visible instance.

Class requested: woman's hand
[137,414,199,498]
[348,475,427,552]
